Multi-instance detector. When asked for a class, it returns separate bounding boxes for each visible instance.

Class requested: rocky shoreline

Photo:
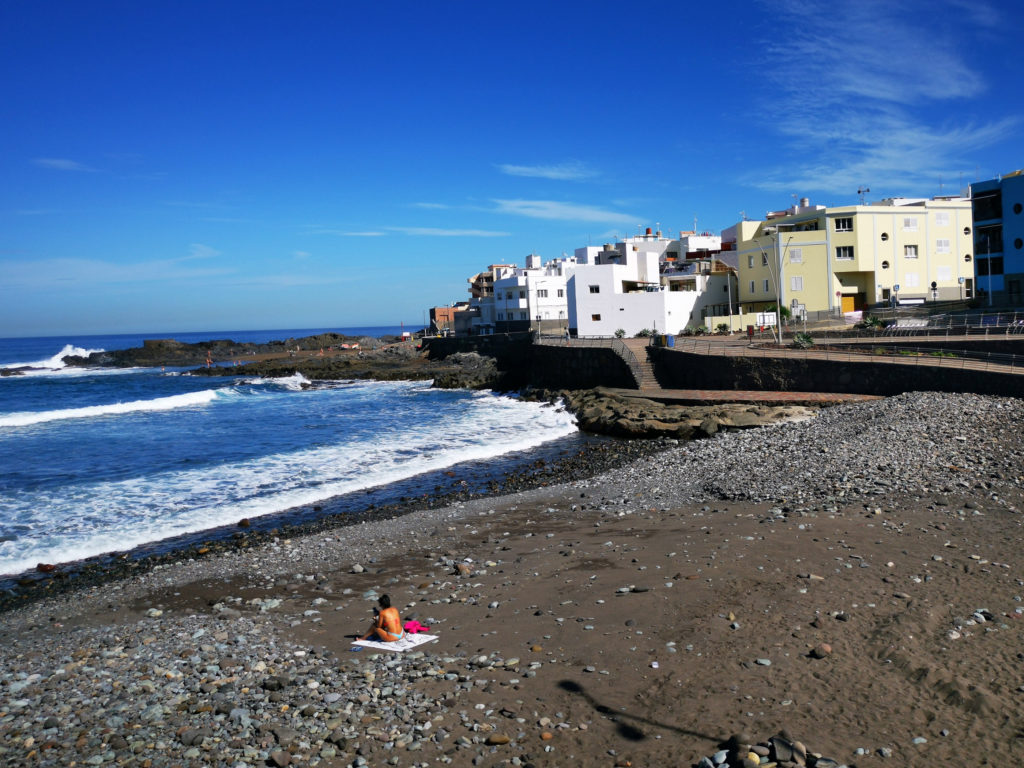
[54,333,821,440]
[2,391,1023,768]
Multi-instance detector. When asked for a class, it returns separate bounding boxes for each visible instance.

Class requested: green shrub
[792,332,814,349]
[695,325,710,336]
[716,323,730,334]
[634,328,654,338]
[613,328,625,338]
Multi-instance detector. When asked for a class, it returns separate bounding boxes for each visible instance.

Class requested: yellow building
[728,196,975,318]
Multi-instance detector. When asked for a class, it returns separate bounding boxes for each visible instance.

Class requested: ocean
[0,328,581,578]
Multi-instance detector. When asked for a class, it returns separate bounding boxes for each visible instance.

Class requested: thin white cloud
[412,202,451,210]
[497,161,597,181]
[187,243,220,260]
[749,0,1018,195]
[1,256,232,289]
[388,227,510,237]
[293,250,311,259]
[33,158,96,172]
[306,228,386,236]
[492,199,638,224]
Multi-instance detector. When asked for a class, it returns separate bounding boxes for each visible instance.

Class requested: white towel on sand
[352,633,439,652]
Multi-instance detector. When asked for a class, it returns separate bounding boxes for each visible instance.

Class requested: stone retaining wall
[421,336,635,390]
[649,347,1024,398]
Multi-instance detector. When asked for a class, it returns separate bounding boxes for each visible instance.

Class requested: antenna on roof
[857,186,871,205]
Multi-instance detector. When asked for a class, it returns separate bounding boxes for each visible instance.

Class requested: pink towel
[403,620,429,634]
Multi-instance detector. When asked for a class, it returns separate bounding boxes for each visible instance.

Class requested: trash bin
[666,334,675,348]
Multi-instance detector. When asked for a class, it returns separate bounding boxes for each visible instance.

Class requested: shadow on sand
[558,679,721,745]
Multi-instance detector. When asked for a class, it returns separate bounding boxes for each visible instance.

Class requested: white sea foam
[0,391,578,575]
[0,388,224,428]
[0,344,104,372]
[274,372,311,391]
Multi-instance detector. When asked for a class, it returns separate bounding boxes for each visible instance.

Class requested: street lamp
[760,226,787,343]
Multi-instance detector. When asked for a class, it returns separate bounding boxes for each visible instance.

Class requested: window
[970,259,1003,276]
[520,311,527,320]
[836,246,854,260]
[790,276,803,291]
[1016,238,1024,250]
[588,285,600,294]
[937,266,952,281]
[904,244,919,258]
[506,292,514,300]
[497,313,504,320]
[976,225,1003,254]
[935,239,950,254]
[591,314,601,322]
[1015,203,1023,215]
[519,290,525,299]
[974,191,1001,221]
[536,289,548,298]
[763,279,770,292]
[789,247,802,263]
[834,217,853,232]
[749,280,755,293]
[904,273,920,287]
[748,255,754,268]
[881,260,890,269]
[761,252,768,266]
[881,232,889,241]
[557,288,564,298]
[903,217,919,232]
[935,212,950,227]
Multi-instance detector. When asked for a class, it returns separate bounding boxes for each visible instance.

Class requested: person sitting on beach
[360,594,403,642]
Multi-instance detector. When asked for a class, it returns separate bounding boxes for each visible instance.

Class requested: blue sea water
[0,329,579,577]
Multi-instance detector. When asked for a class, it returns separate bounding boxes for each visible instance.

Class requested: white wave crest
[273,373,311,391]
[0,389,223,428]
[0,390,579,575]
[0,344,105,372]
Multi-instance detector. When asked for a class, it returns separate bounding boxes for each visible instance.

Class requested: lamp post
[760,226,785,343]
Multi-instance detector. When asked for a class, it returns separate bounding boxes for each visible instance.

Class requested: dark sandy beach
[2,391,1022,768]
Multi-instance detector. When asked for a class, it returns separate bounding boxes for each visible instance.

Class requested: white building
[469,254,576,334]
[567,245,684,336]
[567,229,731,336]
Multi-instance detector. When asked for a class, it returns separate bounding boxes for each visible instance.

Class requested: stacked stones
[694,732,845,768]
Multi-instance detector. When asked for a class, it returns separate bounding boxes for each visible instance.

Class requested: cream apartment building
[730,196,975,318]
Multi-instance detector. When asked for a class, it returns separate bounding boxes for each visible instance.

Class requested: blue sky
[2,0,1021,336]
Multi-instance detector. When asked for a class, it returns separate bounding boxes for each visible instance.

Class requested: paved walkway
[599,386,881,406]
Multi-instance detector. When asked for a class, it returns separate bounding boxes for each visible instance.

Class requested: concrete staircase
[619,338,659,390]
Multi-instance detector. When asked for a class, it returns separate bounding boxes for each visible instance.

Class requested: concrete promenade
[599,385,882,407]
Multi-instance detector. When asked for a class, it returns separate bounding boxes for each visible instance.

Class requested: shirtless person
[360,594,403,642]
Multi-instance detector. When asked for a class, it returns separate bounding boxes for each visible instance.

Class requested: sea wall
[422,336,635,390]
[649,347,1024,398]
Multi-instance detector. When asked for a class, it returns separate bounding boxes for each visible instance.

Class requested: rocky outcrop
[61,334,394,369]
[527,388,817,440]
[430,352,501,389]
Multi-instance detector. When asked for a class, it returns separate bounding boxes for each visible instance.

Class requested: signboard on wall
[756,312,777,327]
